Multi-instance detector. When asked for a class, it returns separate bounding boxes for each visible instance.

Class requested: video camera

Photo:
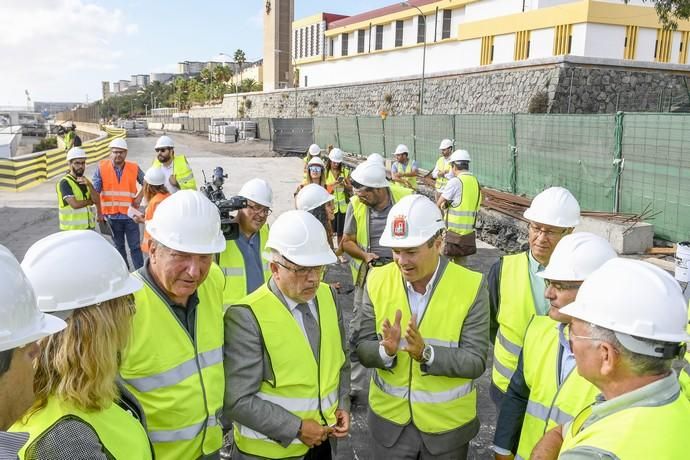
[200,166,247,240]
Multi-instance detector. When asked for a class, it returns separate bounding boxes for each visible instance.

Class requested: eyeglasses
[155,148,169,153]
[308,166,323,173]
[544,279,583,291]
[246,203,272,216]
[274,259,325,276]
[529,224,568,240]
[564,323,601,349]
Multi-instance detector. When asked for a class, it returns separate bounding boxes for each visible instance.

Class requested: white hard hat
[439,139,454,150]
[307,157,325,168]
[155,135,175,149]
[144,166,166,186]
[0,245,66,351]
[146,190,226,254]
[238,178,273,208]
[351,160,389,188]
[380,195,445,248]
[394,144,409,155]
[328,148,344,163]
[66,147,87,162]
[523,187,580,228]
[538,232,617,282]
[449,149,471,163]
[265,210,336,266]
[296,184,334,212]
[561,258,690,351]
[21,231,143,314]
[308,143,321,156]
[367,153,385,165]
[109,138,128,150]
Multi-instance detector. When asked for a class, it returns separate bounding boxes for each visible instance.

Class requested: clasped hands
[379,309,425,362]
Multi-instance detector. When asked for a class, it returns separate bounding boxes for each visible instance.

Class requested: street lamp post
[401,2,426,115]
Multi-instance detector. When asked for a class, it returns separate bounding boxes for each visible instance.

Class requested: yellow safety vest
[434,157,451,191]
[393,161,417,190]
[152,155,197,191]
[446,173,481,236]
[326,168,350,214]
[492,252,539,393]
[680,312,690,400]
[349,184,411,283]
[11,396,151,460]
[559,388,690,458]
[120,265,225,460]
[232,283,345,458]
[218,224,271,310]
[366,261,482,433]
[56,175,96,230]
[516,316,598,460]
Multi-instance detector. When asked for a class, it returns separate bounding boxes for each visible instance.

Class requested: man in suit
[354,194,489,459]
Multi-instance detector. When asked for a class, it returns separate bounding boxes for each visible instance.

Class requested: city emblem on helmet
[392,215,408,238]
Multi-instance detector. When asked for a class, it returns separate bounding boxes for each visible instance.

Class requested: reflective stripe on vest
[56,175,96,230]
[367,261,482,433]
[434,157,451,191]
[232,283,345,459]
[492,252,538,393]
[99,160,138,215]
[446,173,481,236]
[326,168,350,214]
[152,155,197,191]
[120,265,225,459]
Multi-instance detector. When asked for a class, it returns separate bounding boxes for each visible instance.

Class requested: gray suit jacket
[223,279,350,460]
[354,257,490,455]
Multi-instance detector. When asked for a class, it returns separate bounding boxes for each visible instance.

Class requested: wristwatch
[420,344,433,364]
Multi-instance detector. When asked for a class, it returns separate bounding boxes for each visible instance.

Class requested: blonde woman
[10,230,152,460]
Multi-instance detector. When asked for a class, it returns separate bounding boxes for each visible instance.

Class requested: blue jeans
[108,217,143,270]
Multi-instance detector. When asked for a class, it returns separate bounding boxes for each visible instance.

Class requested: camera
[200,166,247,240]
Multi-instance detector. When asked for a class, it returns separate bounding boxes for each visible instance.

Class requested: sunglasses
[308,166,323,173]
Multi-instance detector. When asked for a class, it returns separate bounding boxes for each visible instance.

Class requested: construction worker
[488,187,580,408]
[296,183,337,253]
[367,152,386,166]
[493,233,617,460]
[303,143,322,181]
[532,258,690,459]
[224,210,350,460]
[391,144,418,191]
[138,166,170,254]
[430,139,453,200]
[11,231,151,459]
[296,157,327,195]
[0,245,65,457]
[325,148,352,248]
[60,123,79,151]
[354,194,489,459]
[56,147,98,230]
[119,190,227,459]
[436,149,482,261]
[92,137,145,270]
[218,178,273,310]
[150,135,197,193]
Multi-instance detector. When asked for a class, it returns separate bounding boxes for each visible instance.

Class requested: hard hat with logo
[449,149,471,163]
[308,143,321,156]
[109,138,128,150]
[351,160,389,188]
[146,190,226,254]
[439,139,454,150]
[394,144,409,156]
[238,178,273,208]
[538,232,617,281]
[328,148,344,163]
[144,166,166,186]
[155,135,175,149]
[296,184,334,212]
[66,147,87,162]
[21,231,143,314]
[367,153,385,165]
[561,258,690,356]
[307,157,325,169]
[265,210,336,266]
[0,245,66,351]
[380,195,445,248]
[523,186,580,228]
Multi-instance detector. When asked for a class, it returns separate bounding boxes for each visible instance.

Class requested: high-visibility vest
[64,131,75,150]
[120,265,225,460]
[218,224,271,310]
[434,157,451,191]
[516,316,598,460]
[326,168,350,214]
[366,261,482,433]
[152,155,197,191]
[680,312,690,400]
[492,252,539,393]
[141,192,170,253]
[232,282,345,458]
[446,173,481,236]
[98,160,138,215]
[11,396,151,460]
[349,184,412,283]
[56,175,96,230]
[393,161,417,190]
[559,387,690,458]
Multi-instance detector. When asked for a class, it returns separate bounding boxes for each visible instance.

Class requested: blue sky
[0,0,395,106]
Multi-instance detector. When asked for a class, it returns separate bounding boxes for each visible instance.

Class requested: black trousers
[304,439,332,460]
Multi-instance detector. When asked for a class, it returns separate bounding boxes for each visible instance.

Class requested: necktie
[296,303,320,359]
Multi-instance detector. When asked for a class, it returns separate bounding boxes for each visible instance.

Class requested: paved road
[0,132,503,459]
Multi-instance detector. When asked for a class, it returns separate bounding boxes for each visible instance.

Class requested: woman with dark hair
[295,184,341,256]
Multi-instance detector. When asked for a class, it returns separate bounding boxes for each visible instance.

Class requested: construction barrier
[0,127,126,192]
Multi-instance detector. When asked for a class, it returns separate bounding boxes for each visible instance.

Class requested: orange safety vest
[141,192,170,253]
[99,160,139,215]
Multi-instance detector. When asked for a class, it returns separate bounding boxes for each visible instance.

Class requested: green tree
[631,0,690,29]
